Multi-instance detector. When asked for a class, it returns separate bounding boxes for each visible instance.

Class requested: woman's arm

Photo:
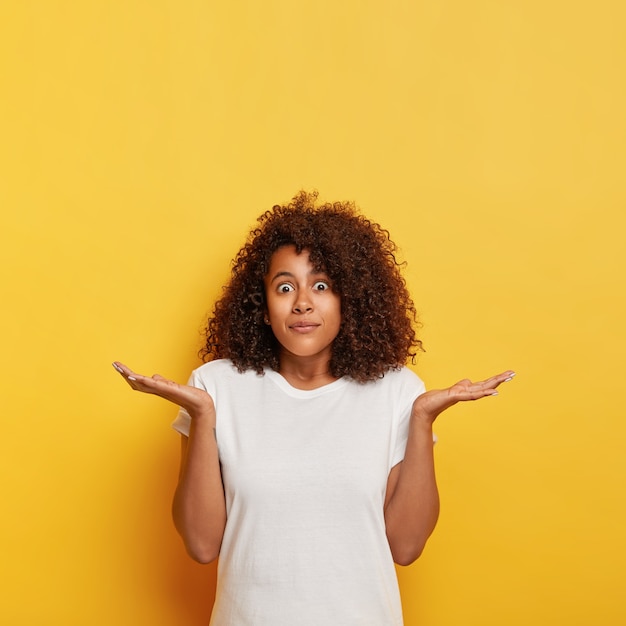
[113,362,227,563]
[384,419,439,566]
[172,408,226,563]
[384,370,515,566]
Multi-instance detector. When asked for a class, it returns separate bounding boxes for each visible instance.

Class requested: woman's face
[263,245,341,364]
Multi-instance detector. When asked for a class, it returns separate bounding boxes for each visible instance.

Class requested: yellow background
[1,1,624,624]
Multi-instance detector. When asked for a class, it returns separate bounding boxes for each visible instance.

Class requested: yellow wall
[1,1,624,624]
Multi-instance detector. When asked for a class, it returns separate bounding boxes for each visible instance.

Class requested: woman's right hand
[112,361,214,419]
[114,361,224,563]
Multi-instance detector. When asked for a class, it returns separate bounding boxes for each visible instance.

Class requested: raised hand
[112,361,214,419]
[411,370,515,425]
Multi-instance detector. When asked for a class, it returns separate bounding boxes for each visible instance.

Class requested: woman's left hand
[411,370,515,425]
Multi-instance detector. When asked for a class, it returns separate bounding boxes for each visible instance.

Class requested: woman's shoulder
[192,358,237,375]
[376,365,426,395]
[190,359,262,386]
[185,360,265,399]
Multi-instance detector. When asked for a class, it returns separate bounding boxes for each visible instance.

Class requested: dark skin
[114,239,515,565]
[113,360,514,564]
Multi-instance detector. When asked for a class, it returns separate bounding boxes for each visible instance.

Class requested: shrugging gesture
[112,361,214,418]
[113,361,226,563]
[113,192,516,624]
[384,369,515,566]
[411,370,516,424]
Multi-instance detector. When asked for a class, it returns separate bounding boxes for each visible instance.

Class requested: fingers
[470,371,514,388]
[112,361,165,392]
[112,361,128,376]
[484,370,516,394]
[450,370,516,400]
[412,369,516,424]
[112,362,217,420]
[112,361,139,384]
[490,370,516,384]
[113,360,193,405]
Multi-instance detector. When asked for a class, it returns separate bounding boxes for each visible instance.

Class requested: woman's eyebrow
[269,270,294,283]
[269,269,328,283]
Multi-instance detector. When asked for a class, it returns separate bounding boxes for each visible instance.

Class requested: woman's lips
[289,321,320,333]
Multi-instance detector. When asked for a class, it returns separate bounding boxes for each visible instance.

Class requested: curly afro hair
[201,191,422,382]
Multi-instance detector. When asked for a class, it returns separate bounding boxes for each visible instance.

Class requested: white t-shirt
[172,359,425,626]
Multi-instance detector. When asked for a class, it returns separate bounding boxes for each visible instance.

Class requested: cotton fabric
[173,359,425,626]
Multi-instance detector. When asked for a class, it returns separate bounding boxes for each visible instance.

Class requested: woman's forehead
[264,245,333,283]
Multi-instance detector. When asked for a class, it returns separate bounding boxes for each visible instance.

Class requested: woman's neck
[278,352,338,390]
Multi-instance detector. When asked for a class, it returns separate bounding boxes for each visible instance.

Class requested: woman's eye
[313,281,330,292]
[277,283,294,293]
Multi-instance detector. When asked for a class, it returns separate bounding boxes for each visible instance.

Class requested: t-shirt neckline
[264,368,349,398]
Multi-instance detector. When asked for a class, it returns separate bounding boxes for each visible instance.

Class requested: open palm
[412,370,515,424]
[113,361,214,417]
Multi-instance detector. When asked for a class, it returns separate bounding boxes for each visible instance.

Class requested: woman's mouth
[290,321,320,333]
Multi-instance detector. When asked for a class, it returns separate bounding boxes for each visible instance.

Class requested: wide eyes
[275,280,331,294]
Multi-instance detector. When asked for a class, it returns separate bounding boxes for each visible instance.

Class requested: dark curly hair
[201,191,422,382]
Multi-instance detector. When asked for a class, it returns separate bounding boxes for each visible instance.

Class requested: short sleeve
[172,407,191,437]
[171,368,207,437]
[390,369,428,467]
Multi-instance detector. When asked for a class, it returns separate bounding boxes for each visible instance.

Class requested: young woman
[113,191,514,625]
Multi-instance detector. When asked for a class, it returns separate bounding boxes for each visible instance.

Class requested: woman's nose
[293,298,313,313]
